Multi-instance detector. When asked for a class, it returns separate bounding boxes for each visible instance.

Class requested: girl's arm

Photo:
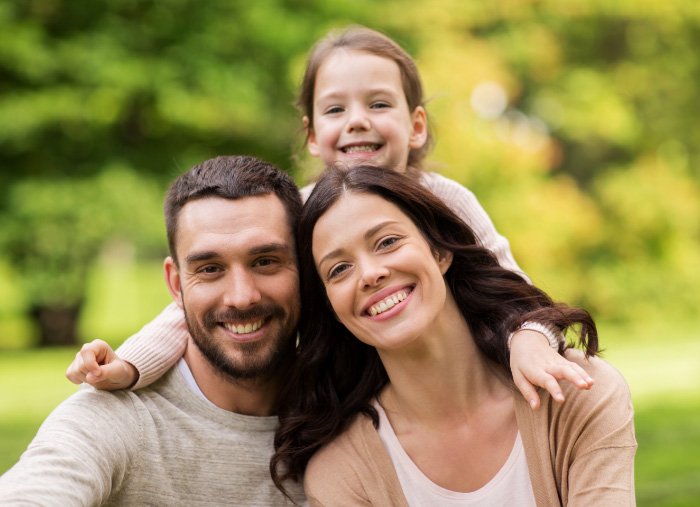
[66,302,188,390]
[421,172,593,406]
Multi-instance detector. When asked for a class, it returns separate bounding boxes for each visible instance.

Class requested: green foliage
[0,168,163,308]
[0,0,698,338]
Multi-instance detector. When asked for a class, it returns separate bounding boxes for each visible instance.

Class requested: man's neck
[183,344,280,417]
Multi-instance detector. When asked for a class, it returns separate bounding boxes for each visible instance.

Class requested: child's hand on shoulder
[66,339,138,390]
[510,330,594,410]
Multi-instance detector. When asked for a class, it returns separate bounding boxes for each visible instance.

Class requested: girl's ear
[304,116,320,157]
[409,106,428,149]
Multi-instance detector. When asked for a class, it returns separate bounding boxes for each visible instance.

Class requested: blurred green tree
[0,168,163,345]
[0,0,380,346]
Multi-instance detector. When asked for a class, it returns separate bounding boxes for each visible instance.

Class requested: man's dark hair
[164,155,302,263]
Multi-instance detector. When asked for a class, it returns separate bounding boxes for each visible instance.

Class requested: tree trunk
[30,304,82,347]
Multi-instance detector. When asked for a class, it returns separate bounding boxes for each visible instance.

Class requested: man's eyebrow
[184,251,220,264]
[249,242,292,256]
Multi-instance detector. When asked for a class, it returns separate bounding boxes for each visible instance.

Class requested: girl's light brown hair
[298,25,433,170]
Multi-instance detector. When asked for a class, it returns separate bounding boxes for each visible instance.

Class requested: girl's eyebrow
[316,220,399,267]
[315,86,399,102]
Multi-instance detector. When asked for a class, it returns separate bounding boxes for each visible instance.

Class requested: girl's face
[306,49,427,173]
[312,192,453,352]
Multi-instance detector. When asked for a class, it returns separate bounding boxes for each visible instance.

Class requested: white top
[375,401,536,507]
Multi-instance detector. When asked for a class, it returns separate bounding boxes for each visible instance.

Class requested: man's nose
[223,269,262,309]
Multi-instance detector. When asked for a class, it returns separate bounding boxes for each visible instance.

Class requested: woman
[272,165,636,506]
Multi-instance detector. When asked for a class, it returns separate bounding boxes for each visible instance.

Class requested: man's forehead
[175,194,294,255]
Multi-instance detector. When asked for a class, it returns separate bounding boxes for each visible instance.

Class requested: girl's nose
[346,107,371,132]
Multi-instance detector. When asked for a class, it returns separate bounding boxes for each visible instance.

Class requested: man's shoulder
[45,383,145,432]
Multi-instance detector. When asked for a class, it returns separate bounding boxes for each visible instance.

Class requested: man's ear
[164,256,184,309]
[408,106,428,149]
[304,115,320,157]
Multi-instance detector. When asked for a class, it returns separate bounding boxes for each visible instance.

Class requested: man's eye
[254,257,279,268]
[198,265,221,274]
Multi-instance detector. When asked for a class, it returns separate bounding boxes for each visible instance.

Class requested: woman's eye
[328,263,350,280]
[377,236,400,249]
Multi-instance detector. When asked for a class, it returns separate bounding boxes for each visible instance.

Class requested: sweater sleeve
[116,302,189,390]
[421,172,562,349]
[0,390,140,505]
[560,355,637,506]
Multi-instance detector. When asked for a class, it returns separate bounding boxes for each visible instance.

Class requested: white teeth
[223,319,263,335]
[344,144,378,153]
[368,290,408,316]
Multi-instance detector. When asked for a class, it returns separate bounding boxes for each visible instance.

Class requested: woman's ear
[433,248,454,275]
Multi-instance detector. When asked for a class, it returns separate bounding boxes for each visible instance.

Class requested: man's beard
[183,304,295,382]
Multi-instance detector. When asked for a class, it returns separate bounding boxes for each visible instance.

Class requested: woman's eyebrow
[316,220,398,267]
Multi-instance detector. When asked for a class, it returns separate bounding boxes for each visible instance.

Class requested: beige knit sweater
[304,351,637,507]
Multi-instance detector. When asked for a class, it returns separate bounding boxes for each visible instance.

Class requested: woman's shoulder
[545,349,636,446]
[305,414,376,481]
[562,349,631,402]
[304,413,407,506]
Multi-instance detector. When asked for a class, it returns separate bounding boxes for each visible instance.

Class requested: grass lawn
[1,334,699,506]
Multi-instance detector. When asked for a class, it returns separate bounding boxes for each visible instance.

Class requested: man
[0,156,306,505]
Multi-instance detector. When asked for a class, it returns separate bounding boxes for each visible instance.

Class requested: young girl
[67,25,593,406]
[271,164,636,505]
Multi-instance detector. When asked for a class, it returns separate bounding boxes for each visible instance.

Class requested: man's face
[165,194,300,381]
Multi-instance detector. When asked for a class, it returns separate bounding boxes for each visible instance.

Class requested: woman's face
[312,192,453,352]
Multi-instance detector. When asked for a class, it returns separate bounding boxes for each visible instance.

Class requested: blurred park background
[0,0,698,504]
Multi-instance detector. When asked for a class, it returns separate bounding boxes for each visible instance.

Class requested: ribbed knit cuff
[116,302,189,390]
[508,321,563,351]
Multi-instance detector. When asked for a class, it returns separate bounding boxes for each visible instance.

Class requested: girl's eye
[324,105,344,114]
[371,101,390,109]
[328,263,350,280]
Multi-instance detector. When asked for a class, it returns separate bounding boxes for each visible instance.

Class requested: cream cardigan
[304,351,637,507]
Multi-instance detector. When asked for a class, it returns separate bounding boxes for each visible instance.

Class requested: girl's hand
[510,330,594,409]
[65,339,138,390]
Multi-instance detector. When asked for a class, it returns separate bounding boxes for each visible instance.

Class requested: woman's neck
[377,293,511,427]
